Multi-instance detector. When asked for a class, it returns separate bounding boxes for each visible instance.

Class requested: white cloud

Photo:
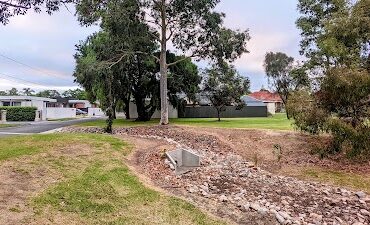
[0,78,78,92]
[234,31,296,73]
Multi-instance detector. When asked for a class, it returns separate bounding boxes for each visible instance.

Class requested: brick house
[249,89,284,114]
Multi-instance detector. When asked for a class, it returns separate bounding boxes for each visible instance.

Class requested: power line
[0,72,51,88]
[0,53,73,81]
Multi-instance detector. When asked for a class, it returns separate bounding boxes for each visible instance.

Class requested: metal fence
[181,106,268,118]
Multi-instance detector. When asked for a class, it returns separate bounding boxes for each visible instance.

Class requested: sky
[0,0,302,93]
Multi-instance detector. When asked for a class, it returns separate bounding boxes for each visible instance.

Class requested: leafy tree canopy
[202,62,250,121]
[75,0,250,125]
[62,88,87,99]
[36,89,60,98]
[0,0,75,25]
[264,52,310,117]
[292,0,370,158]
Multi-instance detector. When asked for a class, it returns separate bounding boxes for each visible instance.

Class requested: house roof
[0,96,57,102]
[241,95,266,106]
[249,90,282,103]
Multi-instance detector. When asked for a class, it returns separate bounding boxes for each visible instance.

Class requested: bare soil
[182,127,370,175]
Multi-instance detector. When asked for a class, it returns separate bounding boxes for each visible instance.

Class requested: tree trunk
[159,0,169,125]
[135,98,151,122]
[112,101,117,119]
[217,108,221,122]
[124,98,130,120]
[105,73,114,133]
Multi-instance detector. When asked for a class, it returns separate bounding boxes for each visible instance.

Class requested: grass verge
[80,113,293,130]
[0,133,125,162]
[302,168,370,193]
[281,166,370,193]
[0,124,16,128]
[34,162,224,225]
[0,133,224,225]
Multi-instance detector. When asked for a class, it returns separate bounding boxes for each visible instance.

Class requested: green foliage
[36,90,60,98]
[22,88,35,96]
[264,52,309,113]
[288,69,370,158]
[294,0,370,158]
[0,88,20,96]
[202,62,250,121]
[76,0,250,125]
[296,0,349,68]
[287,90,328,134]
[62,88,87,99]
[7,87,19,95]
[74,1,202,124]
[0,106,37,121]
[0,0,74,25]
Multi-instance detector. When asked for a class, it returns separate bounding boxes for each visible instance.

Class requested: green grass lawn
[0,124,16,128]
[0,134,225,225]
[80,113,293,130]
[47,118,77,122]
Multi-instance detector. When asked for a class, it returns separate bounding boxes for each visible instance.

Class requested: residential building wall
[88,108,105,117]
[266,103,276,115]
[182,106,268,118]
[46,108,77,119]
[128,102,178,119]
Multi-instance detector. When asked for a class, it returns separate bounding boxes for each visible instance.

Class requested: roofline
[0,96,57,102]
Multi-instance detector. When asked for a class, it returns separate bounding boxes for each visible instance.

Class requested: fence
[181,106,268,118]
[88,108,105,117]
[46,108,76,120]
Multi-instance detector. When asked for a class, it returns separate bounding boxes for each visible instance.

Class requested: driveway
[0,118,100,137]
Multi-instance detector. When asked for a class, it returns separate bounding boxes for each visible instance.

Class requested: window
[12,102,21,106]
[2,102,10,106]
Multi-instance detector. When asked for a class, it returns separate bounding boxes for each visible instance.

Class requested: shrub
[0,107,37,121]
[286,90,328,135]
[287,69,370,158]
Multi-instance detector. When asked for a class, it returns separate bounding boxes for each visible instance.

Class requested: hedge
[0,107,37,121]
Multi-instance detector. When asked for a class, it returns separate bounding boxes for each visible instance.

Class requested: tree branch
[105,50,160,69]
[0,1,30,9]
[167,54,200,67]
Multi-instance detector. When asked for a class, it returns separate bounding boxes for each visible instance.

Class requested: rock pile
[63,126,370,225]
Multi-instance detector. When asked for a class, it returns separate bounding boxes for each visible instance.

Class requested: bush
[0,107,37,121]
[287,68,370,158]
[286,90,328,135]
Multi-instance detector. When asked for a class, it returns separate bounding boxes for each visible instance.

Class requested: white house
[0,96,57,120]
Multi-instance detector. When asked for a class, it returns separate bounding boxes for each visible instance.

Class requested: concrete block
[166,149,201,175]
[35,110,41,122]
[1,110,6,122]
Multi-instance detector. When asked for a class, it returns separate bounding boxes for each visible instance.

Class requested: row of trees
[1,0,250,130]
[0,88,87,99]
[73,0,250,132]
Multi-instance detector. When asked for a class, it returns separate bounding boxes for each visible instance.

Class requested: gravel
[62,126,370,225]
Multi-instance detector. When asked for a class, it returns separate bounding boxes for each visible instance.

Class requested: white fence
[88,108,105,117]
[46,108,76,119]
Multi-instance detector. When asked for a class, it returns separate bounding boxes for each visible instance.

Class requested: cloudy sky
[0,0,302,93]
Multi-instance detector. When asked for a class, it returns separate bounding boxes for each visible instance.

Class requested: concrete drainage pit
[166,149,201,175]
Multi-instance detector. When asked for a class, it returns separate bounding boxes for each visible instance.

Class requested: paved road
[0,118,100,137]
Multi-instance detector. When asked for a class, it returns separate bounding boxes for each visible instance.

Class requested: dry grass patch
[280,166,370,193]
